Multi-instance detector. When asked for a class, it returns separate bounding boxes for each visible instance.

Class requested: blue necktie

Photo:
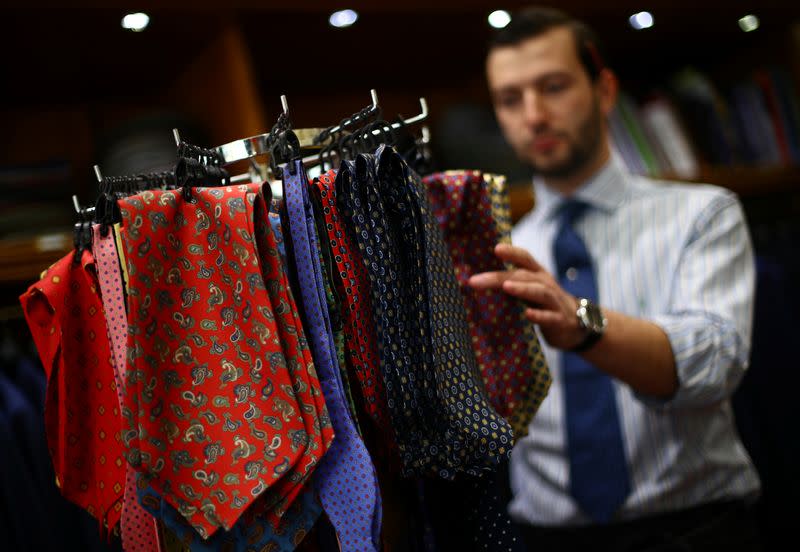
[553,199,630,523]
[282,160,382,551]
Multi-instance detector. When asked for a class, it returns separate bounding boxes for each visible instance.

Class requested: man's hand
[468,243,586,351]
[469,243,678,398]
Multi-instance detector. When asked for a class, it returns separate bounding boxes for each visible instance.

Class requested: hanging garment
[424,170,550,437]
[374,146,515,475]
[282,159,382,551]
[310,170,394,447]
[422,458,525,552]
[337,156,436,476]
[92,224,161,552]
[307,184,361,428]
[20,250,126,535]
[118,185,320,538]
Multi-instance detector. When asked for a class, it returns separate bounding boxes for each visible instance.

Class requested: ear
[595,68,618,117]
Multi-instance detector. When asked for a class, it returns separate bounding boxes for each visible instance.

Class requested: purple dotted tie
[282,159,382,551]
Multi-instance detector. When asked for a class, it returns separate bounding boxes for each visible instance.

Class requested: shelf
[508,165,800,223]
[675,165,800,198]
[0,232,72,285]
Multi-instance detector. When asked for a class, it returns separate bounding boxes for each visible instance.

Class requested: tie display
[20,148,525,550]
[92,225,161,552]
[282,159,382,551]
[554,199,630,523]
[424,170,551,437]
[19,250,126,535]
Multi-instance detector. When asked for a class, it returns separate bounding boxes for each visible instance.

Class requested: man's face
[487,27,605,179]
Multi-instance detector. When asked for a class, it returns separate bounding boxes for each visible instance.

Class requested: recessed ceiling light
[629,11,654,30]
[739,14,759,33]
[329,9,358,28]
[122,12,150,32]
[488,10,512,29]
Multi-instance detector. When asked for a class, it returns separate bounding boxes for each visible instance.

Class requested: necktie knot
[556,199,590,229]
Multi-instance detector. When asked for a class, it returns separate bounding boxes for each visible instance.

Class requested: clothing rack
[179,90,429,178]
[89,91,431,202]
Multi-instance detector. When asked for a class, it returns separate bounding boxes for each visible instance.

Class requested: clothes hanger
[170,92,430,193]
[91,164,182,233]
[71,194,94,262]
[312,91,430,173]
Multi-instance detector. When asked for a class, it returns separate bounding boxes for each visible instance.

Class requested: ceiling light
[329,9,358,28]
[121,12,150,32]
[629,11,654,30]
[739,14,759,33]
[488,10,512,29]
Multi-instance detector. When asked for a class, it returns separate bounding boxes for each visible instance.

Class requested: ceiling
[4,2,799,109]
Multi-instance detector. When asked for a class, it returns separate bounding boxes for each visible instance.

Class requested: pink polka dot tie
[92,225,161,552]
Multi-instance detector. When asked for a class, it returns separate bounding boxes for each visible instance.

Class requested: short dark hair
[488,6,607,81]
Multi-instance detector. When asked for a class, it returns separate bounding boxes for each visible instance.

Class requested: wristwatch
[572,298,607,352]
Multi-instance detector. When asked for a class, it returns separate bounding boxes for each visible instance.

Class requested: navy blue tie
[553,199,630,523]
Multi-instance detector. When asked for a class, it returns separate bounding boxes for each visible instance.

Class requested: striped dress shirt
[508,160,761,526]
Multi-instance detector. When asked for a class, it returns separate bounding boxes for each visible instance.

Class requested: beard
[527,100,604,180]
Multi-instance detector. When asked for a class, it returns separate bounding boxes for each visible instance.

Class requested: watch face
[577,298,606,333]
[586,305,604,332]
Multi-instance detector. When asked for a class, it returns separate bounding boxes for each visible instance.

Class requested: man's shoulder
[626,173,740,217]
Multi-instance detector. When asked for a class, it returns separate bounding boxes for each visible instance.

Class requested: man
[469,7,762,551]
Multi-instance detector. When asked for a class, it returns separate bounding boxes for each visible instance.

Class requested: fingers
[502,280,559,310]
[523,307,567,326]
[468,267,544,290]
[494,243,544,272]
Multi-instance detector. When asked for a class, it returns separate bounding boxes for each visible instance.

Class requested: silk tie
[136,186,331,552]
[118,185,309,538]
[92,225,161,552]
[312,170,397,454]
[337,156,434,475]
[19,250,126,536]
[424,170,551,437]
[307,183,362,428]
[282,159,382,551]
[554,199,630,523]
[376,147,515,476]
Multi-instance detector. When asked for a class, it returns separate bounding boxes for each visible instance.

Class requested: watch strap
[571,330,603,353]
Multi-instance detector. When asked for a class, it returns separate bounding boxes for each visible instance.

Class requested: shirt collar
[533,158,630,222]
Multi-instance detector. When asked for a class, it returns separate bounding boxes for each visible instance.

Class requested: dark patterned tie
[377,154,520,550]
[375,146,515,475]
[554,199,630,523]
[336,157,434,476]
[422,458,525,551]
[282,159,382,551]
[424,170,550,437]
